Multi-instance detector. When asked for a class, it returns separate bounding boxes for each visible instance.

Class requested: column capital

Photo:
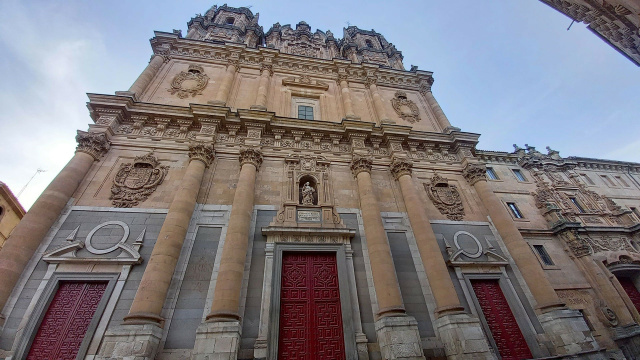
[188,141,215,167]
[350,154,373,177]
[462,162,487,185]
[75,130,110,160]
[227,58,240,72]
[364,77,377,89]
[418,76,435,95]
[239,146,263,169]
[389,157,413,180]
[259,63,273,76]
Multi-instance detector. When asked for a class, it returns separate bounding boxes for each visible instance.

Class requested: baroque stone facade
[1,4,640,360]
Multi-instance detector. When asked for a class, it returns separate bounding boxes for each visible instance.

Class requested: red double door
[617,276,640,314]
[27,281,107,360]
[278,252,346,360]
[471,279,533,360]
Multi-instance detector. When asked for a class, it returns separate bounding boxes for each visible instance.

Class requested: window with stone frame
[512,169,527,182]
[506,202,524,219]
[291,96,320,120]
[297,105,313,120]
[486,167,499,180]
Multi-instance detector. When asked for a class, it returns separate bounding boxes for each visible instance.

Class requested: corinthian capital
[350,154,373,177]
[75,130,110,160]
[390,158,413,180]
[188,141,215,167]
[462,162,487,185]
[239,147,263,169]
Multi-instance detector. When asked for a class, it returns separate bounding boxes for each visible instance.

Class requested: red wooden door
[278,252,346,360]
[618,276,640,314]
[471,279,533,360]
[27,281,107,360]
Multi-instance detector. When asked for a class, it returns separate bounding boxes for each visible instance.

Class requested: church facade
[1,4,640,360]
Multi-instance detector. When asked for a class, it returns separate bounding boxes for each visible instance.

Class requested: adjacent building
[0,182,25,250]
[1,4,640,359]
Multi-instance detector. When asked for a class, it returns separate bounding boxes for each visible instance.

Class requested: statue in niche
[301,182,316,205]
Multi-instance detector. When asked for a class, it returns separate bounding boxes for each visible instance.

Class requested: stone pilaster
[419,77,458,133]
[124,54,165,100]
[0,131,108,324]
[391,158,493,358]
[210,57,239,106]
[250,63,272,110]
[365,77,393,125]
[123,142,214,326]
[338,73,358,119]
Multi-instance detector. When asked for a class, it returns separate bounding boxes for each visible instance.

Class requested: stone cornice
[149,32,433,92]
[476,150,640,173]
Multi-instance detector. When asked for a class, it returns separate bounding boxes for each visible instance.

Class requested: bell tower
[186,4,263,47]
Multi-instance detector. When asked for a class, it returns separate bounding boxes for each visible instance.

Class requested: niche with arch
[298,175,318,206]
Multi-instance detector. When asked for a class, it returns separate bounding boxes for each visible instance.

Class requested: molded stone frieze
[168,64,209,99]
[425,173,465,221]
[391,91,421,124]
[188,141,215,167]
[282,75,329,90]
[350,155,372,177]
[389,158,412,180]
[462,162,487,185]
[110,152,168,208]
[76,130,110,160]
[239,146,263,169]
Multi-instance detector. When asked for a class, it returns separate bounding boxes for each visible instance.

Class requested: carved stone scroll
[391,91,420,123]
[168,64,209,98]
[425,173,465,221]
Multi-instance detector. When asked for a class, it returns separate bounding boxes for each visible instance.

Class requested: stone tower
[1,4,640,360]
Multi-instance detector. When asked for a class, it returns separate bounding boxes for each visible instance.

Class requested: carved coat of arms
[391,91,421,123]
[425,173,464,221]
[110,153,168,208]
[168,65,209,99]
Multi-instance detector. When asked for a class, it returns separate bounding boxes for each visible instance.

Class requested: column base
[538,308,599,356]
[191,320,241,360]
[434,313,493,359]
[355,332,370,360]
[96,323,163,360]
[249,104,267,111]
[613,323,640,359]
[375,316,425,360]
[208,100,227,107]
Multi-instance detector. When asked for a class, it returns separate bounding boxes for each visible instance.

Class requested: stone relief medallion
[110,152,168,208]
[168,65,209,99]
[391,91,420,123]
[425,173,465,221]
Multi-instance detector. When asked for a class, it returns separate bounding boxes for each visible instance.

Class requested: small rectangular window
[569,197,586,213]
[533,245,554,266]
[580,174,595,185]
[512,169,527,182]
[615,176,630,187]
[601,175,616,186]
[486,167,499,180]
[298,105,314,120]
[507,202,524,219]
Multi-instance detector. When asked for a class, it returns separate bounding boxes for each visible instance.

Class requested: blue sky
[1,0,639,209]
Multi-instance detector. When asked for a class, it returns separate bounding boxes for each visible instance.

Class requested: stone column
[192,147,262,360]
[419,78,455,132]
[463,162,564,312]
[127,55,165,99]
[365,77,393,125]
[0,131,108,323]
[339,74,357,119]
[207,147,263,321]
[123,142,214,325]
[351,155,404,318]
[391,158,493,359]
[250,63,272,111]
[390,159,464,317]
[351,154,425,359]
[210,58,239,106]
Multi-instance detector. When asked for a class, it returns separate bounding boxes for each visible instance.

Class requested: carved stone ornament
[350,155,373,177]
[168,64,209,99]
[76,130,110,160]
[239,147,263,169]
[391,91,421,123]
[425,173,465,221]
[110,152,168,208]
[462,162,487,185]
[389,158,412,180]
[188,142,215,167]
